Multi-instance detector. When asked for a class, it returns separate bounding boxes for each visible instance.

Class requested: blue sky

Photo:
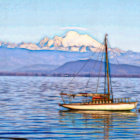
[0,0,140,51]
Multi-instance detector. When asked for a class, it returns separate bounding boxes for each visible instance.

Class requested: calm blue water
[0,76,139,140]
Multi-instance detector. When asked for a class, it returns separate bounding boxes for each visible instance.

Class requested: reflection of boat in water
[59,110,137,140]
[59,34,138,111]
[60,110,137,120]
[61,110,137,116]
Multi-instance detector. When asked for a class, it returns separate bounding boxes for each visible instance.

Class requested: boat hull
[60,102,138,111]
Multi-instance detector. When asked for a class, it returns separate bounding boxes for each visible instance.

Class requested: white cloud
[60,26,88,31]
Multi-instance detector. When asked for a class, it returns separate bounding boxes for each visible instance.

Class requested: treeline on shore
[0,72,140,78]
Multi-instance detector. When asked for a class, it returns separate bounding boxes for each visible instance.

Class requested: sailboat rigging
[59,34,138,111]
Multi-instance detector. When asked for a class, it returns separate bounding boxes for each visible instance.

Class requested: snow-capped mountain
[0,31,126,56]
[0,31,140,73]
[0,31,107,52]
[38,31,106,52]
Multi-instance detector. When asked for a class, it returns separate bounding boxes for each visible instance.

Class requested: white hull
[60,102,138,111]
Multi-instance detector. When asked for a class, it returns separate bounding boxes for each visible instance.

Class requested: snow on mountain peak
[65,31,79,37]
[62,31,103,49]
[33,31,104,52]
[0,31,120,53]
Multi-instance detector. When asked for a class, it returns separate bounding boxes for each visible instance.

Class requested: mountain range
[0,31,104,52]
[52,59,140,76]
[1,59,139,77]
[0,31,140,73]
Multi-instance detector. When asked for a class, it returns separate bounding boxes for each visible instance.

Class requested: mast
[104,34,110,100]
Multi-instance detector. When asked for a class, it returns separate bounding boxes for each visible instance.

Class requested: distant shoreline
[0,72,140,78]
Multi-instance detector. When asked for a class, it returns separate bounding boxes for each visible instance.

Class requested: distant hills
[0,59,140,77]
[0,48,91,72]
[52,59,140,76]
[0,47,140,73]
[17,64,58,73]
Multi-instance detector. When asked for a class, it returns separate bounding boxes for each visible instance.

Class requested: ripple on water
[0,76,139,139]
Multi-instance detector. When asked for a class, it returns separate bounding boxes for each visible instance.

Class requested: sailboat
[59,34,138,111]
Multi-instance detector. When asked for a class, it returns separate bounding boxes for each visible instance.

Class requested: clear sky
[0,0,140,51]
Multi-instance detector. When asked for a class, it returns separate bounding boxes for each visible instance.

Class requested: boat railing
[113,98,130,103]
[83,97,131,104]
[61,97,132,104]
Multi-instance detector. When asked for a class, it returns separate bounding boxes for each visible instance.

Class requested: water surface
[0,76,139,140]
